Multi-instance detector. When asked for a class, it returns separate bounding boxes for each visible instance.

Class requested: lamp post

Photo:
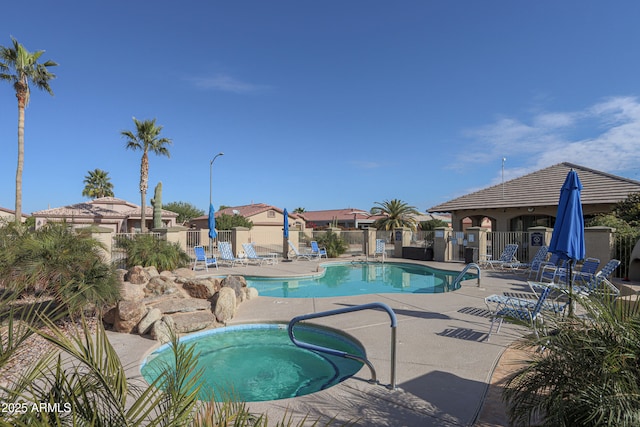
[209,152,224,254]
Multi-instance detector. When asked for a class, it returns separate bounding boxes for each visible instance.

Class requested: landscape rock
[171,311,218,333]
[173,268,196,279]
[245,287,259,300]
[151,315,176,343]
[150,298,212,314]
[137,308,162,335]
[221,276,246,299]
[182,279,216,299]
[213,287,237,323]
[145,276,178,296]
[102,306,117,325]
[120,282,145,302]
[114,300,146,333]
[144,266,160,278]
[126,266,150,285]
[115,268,128,283]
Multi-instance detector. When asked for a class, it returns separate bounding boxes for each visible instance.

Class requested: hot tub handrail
[287,302,398,390]
[454,262,481,287]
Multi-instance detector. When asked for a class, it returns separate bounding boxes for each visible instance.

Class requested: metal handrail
[287,302,398,390]
[454,262,482,287]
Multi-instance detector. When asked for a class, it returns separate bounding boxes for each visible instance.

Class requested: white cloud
[187,74,271,94]
[459,96,640,178]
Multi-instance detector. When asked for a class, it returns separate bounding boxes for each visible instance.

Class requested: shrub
[315,231,348,258]
[0,222,120,315]
[122,234,190,271]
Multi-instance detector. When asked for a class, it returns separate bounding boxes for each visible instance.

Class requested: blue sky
[2,1,640,215]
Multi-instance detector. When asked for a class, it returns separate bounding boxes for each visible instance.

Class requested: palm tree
[122,117,172,232]
[370,199,419,232]
[0,37,57,224]
[82,168,115,199]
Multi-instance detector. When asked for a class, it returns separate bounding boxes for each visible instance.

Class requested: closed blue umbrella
[283,208,289,260]
[549,169,586,263]
[549,169,585,314]
[208,203,217,239]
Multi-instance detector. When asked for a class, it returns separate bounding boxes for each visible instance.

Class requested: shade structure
[548,169,586,263]
[208,203,217,239]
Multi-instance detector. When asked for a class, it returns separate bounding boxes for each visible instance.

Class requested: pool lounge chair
[242,243,275,265]
[192,245,218,271]
[373,239,386,262]
[529,259,621,299]
[288,241,317,260]
[482,244,519,270]
[218,241,247,267]
[507,245,549,278]
[310,241,328,259]
[485,286,552,341]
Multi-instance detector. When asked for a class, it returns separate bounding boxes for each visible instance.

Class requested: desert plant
[0,222,119,315]
[122,234,190,271]
[504,294,640,426]
[315,231,348,258]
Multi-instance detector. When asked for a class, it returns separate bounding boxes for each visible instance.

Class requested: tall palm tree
[0,37,57,224]
[82,168,115,199]
[370,199,420,232]
[122,117,172,232]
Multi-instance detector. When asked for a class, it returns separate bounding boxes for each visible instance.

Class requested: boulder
[115,268,128,284]
[120,282,145,302]
[114,300,146,333]
[145,276,178,296]
[144,266,160,278]
[173,268,196,279]
[137,308,162,335]
[160,270,174,278]
[182,279,216,299]
[151,315,176,343]
[150,298,212,314]
[245,287,259,300]
[126,266,150,285]
[171,311,218,333]
[221,276,246,299]
[102,305,117,325]
[213,287,237,323]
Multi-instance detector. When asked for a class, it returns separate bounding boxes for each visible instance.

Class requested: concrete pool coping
[108,257,529,426]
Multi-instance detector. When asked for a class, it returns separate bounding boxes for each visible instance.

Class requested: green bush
[121,234,190,271]
[0,222,120,315]
[315,231,348,258]
[504,295,640,426]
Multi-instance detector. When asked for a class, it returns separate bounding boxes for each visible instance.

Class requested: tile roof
[300,208,377,222]
[428,162,640,212]
[32,198,177,218]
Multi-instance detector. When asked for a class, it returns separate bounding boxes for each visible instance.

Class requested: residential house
[0,206,29,224]
[32,197,178,232]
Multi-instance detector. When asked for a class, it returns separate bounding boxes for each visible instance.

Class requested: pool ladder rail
[288,302,398,390]
[454,263,481,287]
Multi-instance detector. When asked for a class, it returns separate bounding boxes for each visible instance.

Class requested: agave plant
[504,293,640,426]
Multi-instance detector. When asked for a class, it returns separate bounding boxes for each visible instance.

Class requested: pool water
[246,262,472,298]
[140,324,364,402]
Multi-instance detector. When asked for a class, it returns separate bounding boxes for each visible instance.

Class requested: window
[267,211,275,218]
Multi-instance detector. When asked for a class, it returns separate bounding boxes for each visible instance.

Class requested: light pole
[209,152,224,254]
[209,152,224,207]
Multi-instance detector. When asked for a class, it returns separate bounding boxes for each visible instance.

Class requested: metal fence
[111,232,164,269]
[486,231,531,265]
[613,231,640,279]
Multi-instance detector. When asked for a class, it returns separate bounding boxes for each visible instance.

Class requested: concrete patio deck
[108,257,535,426]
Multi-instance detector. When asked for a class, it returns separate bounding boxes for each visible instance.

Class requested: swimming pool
[140,323,365,402]
[246,262,473,298]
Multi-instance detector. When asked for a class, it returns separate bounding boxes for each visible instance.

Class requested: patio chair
[482,244,519,270]
[288,240,317,260]
[529,259,621,299]
[310,241,328,259]
[507,245,549,278]
[218,241,247,267]
[373,239,386,262]
[192,245,218,271]
[242,243,274,265]
[485,286,552,341]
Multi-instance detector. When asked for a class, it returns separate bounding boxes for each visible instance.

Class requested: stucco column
[465,227,488,263]
[527,226,553,262]
[433,227,453,262]
[363,227,376,257]
[84,226,113,263]
[584,226,616,264]
[232,227,250,256]
[393,227,412,258]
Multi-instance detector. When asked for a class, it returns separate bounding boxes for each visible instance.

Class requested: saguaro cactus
[151,182,163,229]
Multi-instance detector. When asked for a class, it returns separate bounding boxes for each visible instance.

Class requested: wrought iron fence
[613,231,640,279]
[486,232,531,265]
